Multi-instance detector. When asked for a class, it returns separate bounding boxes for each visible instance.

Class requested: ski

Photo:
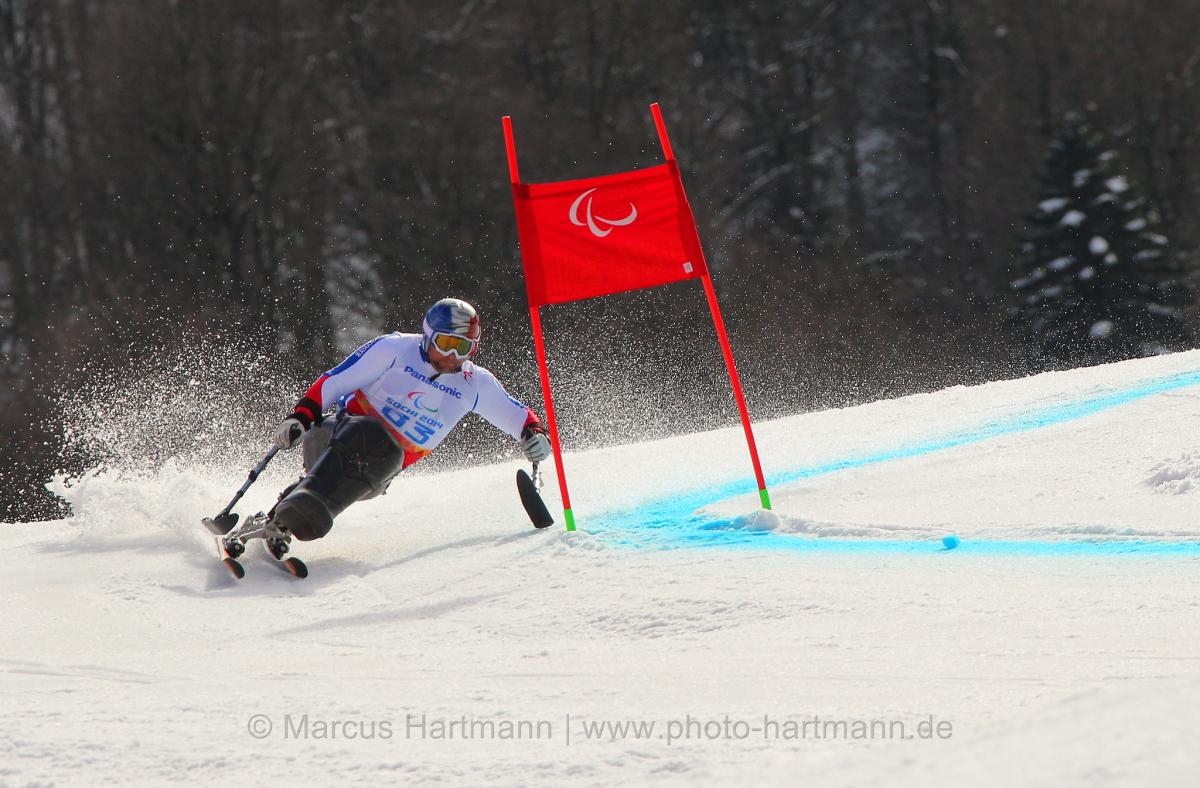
[206,512,308,580]
[215,536,247,579]
[259,531,309,578]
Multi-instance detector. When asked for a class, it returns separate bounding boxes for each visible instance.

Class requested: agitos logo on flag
[501,103,770,532]
[568,187,637,238]
[507,160,708,307]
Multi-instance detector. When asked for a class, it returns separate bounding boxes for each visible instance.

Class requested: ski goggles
[429,332,478,358]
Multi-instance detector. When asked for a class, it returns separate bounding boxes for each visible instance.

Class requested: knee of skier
[273,489,334,541]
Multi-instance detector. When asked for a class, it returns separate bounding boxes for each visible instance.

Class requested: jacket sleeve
[470,367,542,440]
[292,335,398,425]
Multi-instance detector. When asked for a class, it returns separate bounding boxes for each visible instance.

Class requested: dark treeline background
[2,0,1198,521]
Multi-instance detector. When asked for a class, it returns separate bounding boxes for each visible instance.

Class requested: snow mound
[1143,452,1200,495]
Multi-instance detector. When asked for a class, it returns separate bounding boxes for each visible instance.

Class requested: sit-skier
[264,297,551,544]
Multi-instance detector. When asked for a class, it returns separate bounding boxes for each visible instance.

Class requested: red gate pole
[649,103,772,510]
[502,116,577,530]
[527,305,575,530]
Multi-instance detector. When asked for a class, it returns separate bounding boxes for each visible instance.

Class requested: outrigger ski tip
[203,512,239,535]
[517,462,554,529]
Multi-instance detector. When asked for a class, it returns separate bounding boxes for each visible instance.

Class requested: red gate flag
[510,162,709,307]
[502,103,771,532]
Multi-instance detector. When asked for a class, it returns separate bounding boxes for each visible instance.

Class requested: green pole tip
[563,508,576,532]
[759,488,772,511]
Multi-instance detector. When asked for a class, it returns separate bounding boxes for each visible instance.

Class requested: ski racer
[266,297,551,541]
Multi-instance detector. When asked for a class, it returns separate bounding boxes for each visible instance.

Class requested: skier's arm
[470,367,545,443]
[290,336,398,427]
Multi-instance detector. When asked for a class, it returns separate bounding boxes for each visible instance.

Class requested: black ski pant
[270,414,404,541]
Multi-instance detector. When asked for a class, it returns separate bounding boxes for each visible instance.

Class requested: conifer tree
[1011,114,1192,367]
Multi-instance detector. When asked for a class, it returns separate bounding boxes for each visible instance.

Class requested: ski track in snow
[595,363,1200,554]
[5,352,1200,786]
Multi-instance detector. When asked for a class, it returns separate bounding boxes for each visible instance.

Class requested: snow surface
[6,352,1200,786]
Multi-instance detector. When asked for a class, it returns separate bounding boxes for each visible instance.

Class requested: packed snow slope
[5,351,1200,786]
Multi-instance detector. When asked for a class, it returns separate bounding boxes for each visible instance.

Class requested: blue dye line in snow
[632,528,1200,556]
[593,367,1200,554]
